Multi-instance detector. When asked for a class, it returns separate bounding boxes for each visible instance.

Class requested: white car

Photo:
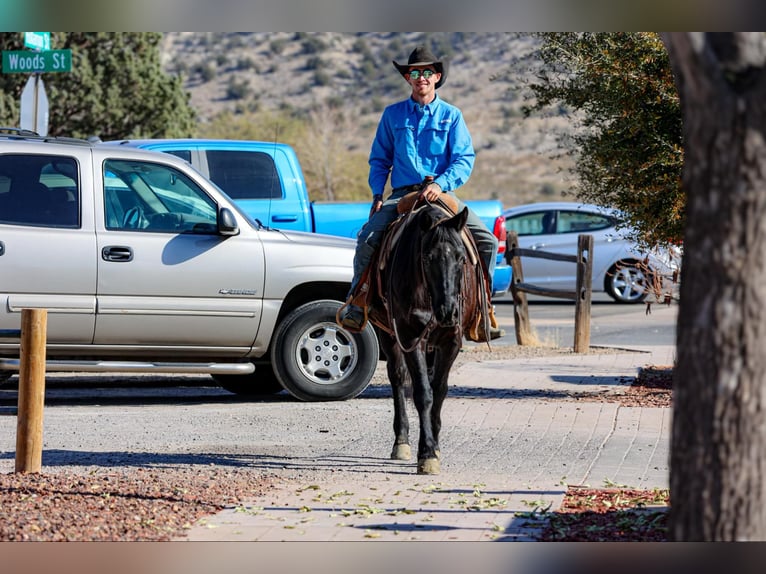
[502,202,681,304]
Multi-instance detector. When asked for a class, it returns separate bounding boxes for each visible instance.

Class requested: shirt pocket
[393,125,415,148]
[426,124,450,156]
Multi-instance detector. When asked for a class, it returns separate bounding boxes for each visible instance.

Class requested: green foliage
[298,34,327,55]
[0,32,196,140]
[269,38,286,55]
[522,33,684,247]
[226,76,251,100]
[196,62,216,82]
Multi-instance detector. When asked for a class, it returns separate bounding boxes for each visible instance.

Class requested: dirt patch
[0,467,275,541]
[535,486,670,541]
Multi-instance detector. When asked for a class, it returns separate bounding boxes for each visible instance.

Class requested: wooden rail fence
[505,231,594,353]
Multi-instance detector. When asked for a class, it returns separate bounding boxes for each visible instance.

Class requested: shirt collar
[410,94,440,114]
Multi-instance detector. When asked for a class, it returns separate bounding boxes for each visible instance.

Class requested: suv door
[0,151,96,343]
[93,153,266,352]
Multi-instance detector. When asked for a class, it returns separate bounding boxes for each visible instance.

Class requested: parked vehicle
[104,139,512,296]
[502,202,681,303]
[0,129,379,401]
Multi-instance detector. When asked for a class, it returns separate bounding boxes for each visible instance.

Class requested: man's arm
[433,110,475,192]
[368,110,394,197]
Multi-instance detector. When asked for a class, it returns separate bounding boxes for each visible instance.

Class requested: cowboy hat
[393,45,448,89]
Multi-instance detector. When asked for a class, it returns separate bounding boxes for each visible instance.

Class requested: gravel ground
[0,466,276,541]
[0,343,671,542]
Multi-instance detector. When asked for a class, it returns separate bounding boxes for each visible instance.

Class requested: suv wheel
[271,300,379,402]
[212,366,284,396]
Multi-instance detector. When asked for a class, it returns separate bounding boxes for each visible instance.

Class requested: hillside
[159,32,578,207]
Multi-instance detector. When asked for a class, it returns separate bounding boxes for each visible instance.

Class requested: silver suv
[0,129,379,401]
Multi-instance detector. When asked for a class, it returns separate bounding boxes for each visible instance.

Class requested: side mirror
[218,207,240,236]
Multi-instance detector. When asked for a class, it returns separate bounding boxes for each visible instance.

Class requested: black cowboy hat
[393,45,448,89]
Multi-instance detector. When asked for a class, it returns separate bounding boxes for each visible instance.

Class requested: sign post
[1,33,71,137]
[20,75,49,136]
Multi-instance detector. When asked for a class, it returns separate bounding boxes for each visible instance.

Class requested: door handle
[101,246,133,262]
[271,214,298,223]
[0,241,4,256]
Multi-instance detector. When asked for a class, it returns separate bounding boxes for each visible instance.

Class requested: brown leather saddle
[338,191,499,343]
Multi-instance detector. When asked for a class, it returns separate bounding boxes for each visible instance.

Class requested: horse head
[419,205,469,327]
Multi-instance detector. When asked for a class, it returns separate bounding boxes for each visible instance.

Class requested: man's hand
[369,194,383,218]
[418,181,442,202]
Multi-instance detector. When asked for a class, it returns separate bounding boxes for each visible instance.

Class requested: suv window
[103,159,218,233]
[205,150,283,200]
[0,154,80,228]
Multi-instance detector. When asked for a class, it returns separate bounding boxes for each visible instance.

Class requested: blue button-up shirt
[368,95,475,196]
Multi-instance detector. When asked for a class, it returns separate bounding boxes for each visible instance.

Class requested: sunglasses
[407,69,436,80]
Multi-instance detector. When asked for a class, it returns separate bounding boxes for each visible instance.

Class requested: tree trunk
[663,33,766,541]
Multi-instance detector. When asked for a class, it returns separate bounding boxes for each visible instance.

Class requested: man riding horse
[337,45,505,342]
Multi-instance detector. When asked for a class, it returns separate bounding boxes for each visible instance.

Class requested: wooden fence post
[15,308,47,473]
[507,231,537,346]
[573,235,593,353]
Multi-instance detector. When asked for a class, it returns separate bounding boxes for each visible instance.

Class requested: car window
[557,211,613,233]
[205,150,283,200]
[505,211,553,236]
[103,159,218,233]
[0,154,80,228]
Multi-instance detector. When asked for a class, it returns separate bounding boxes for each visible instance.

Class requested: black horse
[367,197,487,474]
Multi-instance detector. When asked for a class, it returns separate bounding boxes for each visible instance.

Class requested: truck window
[0,154,80,228]
[205,150,283,200]
[163,150,192,163]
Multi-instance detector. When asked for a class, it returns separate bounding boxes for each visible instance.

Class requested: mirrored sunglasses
[407,69,436,80]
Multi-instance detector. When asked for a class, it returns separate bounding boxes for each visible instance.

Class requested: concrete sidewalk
[181,345,675,542]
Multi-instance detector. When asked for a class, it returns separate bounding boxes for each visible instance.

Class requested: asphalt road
[492,292,677,348]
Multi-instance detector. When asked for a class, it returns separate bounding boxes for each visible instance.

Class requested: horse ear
[446,207,469,232]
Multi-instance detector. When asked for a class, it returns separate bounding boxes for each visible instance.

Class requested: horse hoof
[417,458,440,475]
[391,444,411,461]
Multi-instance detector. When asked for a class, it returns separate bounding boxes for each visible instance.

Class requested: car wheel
[212,365,285,396]
[605,260,651,303]
[271,299,379,402]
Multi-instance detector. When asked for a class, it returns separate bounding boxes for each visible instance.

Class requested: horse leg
[381,338,411,461]
[428,339,461,463]
[405,348,440,474]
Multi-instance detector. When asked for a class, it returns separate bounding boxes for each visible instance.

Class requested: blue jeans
[348,190,498,297]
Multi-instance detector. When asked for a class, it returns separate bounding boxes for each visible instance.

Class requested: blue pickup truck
[106,139,512,296]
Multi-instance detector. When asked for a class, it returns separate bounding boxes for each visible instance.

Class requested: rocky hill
[159,32,577,206]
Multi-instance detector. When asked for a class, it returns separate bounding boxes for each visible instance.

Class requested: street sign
[24,32,51,51]
[20,75,49,136]
[2,49,71,73]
